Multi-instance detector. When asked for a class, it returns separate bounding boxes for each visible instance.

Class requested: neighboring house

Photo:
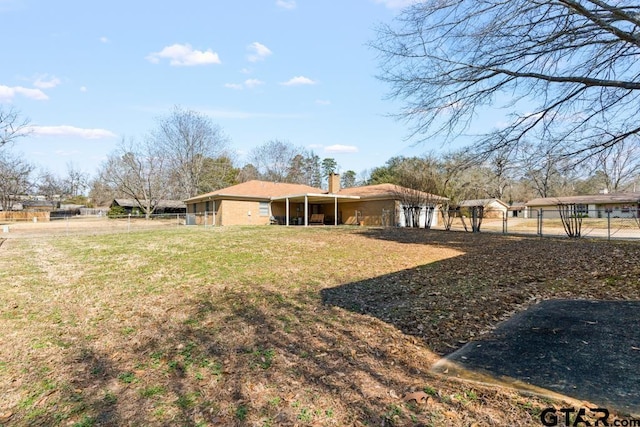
[184,174,447,227]
[110,199,187,215]
[459,198,509,219]
[0,200,55,221]
[507,202,528,218]
[525,192,640,218]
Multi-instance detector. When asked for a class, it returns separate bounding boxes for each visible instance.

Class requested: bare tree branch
[0,106,30,148]
[99,138,169,218]
[373,0,640,162]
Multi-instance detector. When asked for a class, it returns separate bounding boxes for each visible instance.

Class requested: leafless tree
[0,150,34,211]
[237,164,260,183]
[373,0,640,163]
[152,106,229,199]
[590,137,640,192]
[557,203,583,238]
[249,140,321,186]
[0,106,30,148]
[458,203,486,233]
[394,185,426,228]
[37,170,65,200]
[484,148,518,200]
[393,162,441,228]
[517,142,580,198]
[249,140,298,182]
[99,138,169,218]
[439,201,457,231]
[63,162,89,198]
[287,151,322,187]
[88,178,119,207]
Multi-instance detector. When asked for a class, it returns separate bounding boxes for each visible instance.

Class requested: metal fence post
[503,211,507,234]
[607,210,611,241]
[128,213,131,233]
[538,209,543,236]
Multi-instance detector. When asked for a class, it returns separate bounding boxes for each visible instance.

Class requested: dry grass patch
[0,226,638,426]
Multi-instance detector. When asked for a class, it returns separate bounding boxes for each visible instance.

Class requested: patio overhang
[270,193,360,226]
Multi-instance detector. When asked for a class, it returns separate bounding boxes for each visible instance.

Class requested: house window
[576,204,588,215]
[206,201,211,212]
[259,202,269,217]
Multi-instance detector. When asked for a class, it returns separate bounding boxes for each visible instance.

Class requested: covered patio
[271,193,360,226]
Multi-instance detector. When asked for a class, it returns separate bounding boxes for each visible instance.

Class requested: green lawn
[1,226,638,426]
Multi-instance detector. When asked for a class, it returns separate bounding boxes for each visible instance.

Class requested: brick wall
[340,200,397,226]
[219,200,270,226]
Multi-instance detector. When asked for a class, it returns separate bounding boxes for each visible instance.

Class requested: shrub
[107,206,127,218]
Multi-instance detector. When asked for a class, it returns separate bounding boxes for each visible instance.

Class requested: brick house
[525,192,640,218]
[184,174,447,227]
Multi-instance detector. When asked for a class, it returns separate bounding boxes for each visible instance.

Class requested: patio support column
[286,198,290,226]
[334,196,338,226]
[304,195,309,226]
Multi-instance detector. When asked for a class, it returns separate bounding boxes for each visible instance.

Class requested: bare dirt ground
[0,216,183,239]
[1,223,639,426]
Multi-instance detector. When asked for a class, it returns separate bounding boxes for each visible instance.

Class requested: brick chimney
[328,173,340,193]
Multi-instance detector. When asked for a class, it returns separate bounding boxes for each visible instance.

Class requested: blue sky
[0,0,452,179]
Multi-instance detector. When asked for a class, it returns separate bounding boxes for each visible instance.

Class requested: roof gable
[337,183,447,200]
[526,192,640,206]
[185,180,326,202]
[459,198,508,208]
[185,181,448,203]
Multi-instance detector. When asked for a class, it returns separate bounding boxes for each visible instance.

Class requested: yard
[1,226,639,426]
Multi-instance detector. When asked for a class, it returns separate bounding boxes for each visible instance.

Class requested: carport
[271,193,360,226]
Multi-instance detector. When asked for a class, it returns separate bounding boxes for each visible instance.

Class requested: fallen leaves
[324,230,640,355]
[402,391,430,404]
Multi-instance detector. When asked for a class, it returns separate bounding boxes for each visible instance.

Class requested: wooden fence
[0,211,51,221]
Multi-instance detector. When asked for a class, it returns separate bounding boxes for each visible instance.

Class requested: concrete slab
[431,300,640,416]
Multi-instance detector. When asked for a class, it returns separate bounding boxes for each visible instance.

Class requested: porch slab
[431,299,640,416]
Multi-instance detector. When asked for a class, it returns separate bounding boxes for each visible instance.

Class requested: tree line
[0,105,360,216]
[364,144,640,206]
[1,103,639,216]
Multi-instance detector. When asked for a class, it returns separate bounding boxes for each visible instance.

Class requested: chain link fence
[0,213,195,238]
[436,208,640,240]
[2,207,639,241]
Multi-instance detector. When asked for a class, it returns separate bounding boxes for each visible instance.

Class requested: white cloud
[0,85,48,102]
[247,42,272,62]
[224,79,265,90]
[99,36,109,43]
[201,109,307,120]
[80,86,87,92]
[315,99,331,105]
[240,68,252,74]
[29,125,117,139]
[244,78,264,89]
[146,43,221,66]
[55,149,81,156]
[224,83,244,90]
[280,76,317,86]
[276,0,296,9]
[33,75,61,89]
[373,0,417,9]
[324,144,359,153]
